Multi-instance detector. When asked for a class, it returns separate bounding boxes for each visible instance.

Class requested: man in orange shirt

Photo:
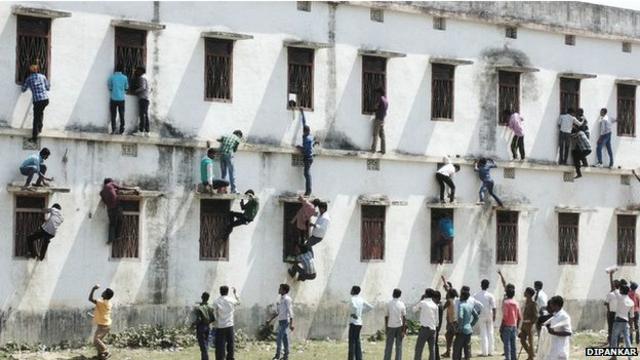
[88,284,114,360]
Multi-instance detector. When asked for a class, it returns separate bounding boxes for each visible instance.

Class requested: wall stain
[320,130,361,151]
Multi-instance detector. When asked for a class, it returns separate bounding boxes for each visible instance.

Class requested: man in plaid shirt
[287,244,316,281]
[21,64,50,141]
[216,130,243,194]
[571,127,591,179]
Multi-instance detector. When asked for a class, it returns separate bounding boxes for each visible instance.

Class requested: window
[623,42,632,53]
[617,84,636,137]
[618,215,636,265]
[362,56,386,114]
[297,1,311,11]
[112,199,140,258]
[558,213,579,264]
[370,8,384,23]
[361,205,385,261]
[14,195,46,257]
[205,38,233,101]
[565,34,575,46]
[496,210,518,263]
[503,168,515,179]
[431,208,453,264]
[505,27,518,39]
[16,15,51,84]
[114,27,147,90]
[199,199,230,260]
[434,17,446,30]
[431,63,454,120]
[283,202,302,262]
[288,47,314,109]
[366,159,380,171]
[559,77,580,114]
[498,71,520,125]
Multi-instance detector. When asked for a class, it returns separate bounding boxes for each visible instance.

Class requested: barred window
[433,17,446,31]
[205,38,233,101]
[114,27,147,92]
[283,202,303,262]
[112,199,140,258]
[288,47,314,109]
[361,205,385,261]
[431,208,453,264]
[16,15,51,84]
[618,215,636,266]
[505,27,518,39]
[362,56,386,114]
[565,35,576,46]
[558,213,579,264]
[431,63,454,120]
[14,195,46,257]
[496,210,518,263]
[617,84,636,137]
[560,78,580,114]
[498,71,520,125]
[200,199,230,261]
[370,8,384,23]
[297,1,311,11]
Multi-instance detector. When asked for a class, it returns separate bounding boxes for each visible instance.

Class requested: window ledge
[195,186,244,200]
[616,79,640,86]
[7,182,70,194]
[277,192,327,203]
[496,65,540,73]
[12,5,72,18]
[554,206,598,213]
[431,117,454,122]
[558,72,597,79]
[358,194,390,206]
[615,208,640,215]
[430,57,474,66]
[358,48,406,58]
[283,40,332,49]
[111,19,166,31]
[493,204,538,212]
[201,31,253,41]
[426,202,478,209]
[117,188,163,199]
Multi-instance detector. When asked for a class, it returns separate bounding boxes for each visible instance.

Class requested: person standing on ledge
[435,157,460,204]
[506,109,525,161]
[296,108,318,196]
[133,66,150,135]
[217,130,243,194]
[107,64,129,135]
[370,87,388,154]
[21,64,50,141]
[200,148,230,194]
[595,108,616,168]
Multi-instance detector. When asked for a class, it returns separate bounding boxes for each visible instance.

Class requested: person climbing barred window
[26,203,63,261]
[295,109,318,196]
[217,130,243,194]
[227,189,259,235]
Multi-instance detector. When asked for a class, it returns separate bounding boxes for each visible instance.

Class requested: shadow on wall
[0,16,32,131]
[395,64,436,156]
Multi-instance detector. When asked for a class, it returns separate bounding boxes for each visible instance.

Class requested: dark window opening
[431,208,453,264]
[205,38,233,101]
[565,35,575,46]
[114,27,147,93]
[16,15,51,84]
[617,84,636,137]
[618,215,636,266]
[496,210,518,263]
[431,63,454,120]
[112,199,140,258]
[283,202,303,262]
[505,27,518,39]
[370,8,384,22]
[361,205,385,261]
[200,199,231,260]
[288,47,314,109]
[362,56,386,114]
[297,1,311,11]
[558,213,579,264]
[14,195,46,257]
[560,77,580,114]
[498,71,520,125]
[434,17,446,31]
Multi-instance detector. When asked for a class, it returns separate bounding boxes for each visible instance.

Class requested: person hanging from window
[434,215,454,264]
[20,148,53,187]
[26,203,63,261]
[519,287,538,360]
[227,189,259,235]
[88,284,114,360]
[100,178,138,244]
[21,64,50,141]
[474,158,504,207]
[192,292,215,360]
[435,156,460,204]
[296,109,318,196]
[133,66,150,136]
[370,87,388,154]
[595,108,617,168]
[200,148,230,194]
[217,130,243,194]
[571,126,591,179]
[305,201,330,252]
[287,243,316,281]
[557,108,583,165]
[107,64,129,135]
[506,109,525,161]
[290,196,319,252]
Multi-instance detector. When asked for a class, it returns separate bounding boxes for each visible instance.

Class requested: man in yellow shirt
[89,284,114,360]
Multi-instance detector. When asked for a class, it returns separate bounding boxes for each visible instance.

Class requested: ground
[2,331,606,359]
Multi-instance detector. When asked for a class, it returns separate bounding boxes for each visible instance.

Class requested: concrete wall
[0,1,639,345]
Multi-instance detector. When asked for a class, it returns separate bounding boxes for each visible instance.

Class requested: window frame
[199,199,231,261]
[114,26,148,95]
[431,63,455,121]
[498,71,521,126]
[559,77,580,114]
[361,55,387,115]
[287,47,314,110]
[361,205,386,262]
[617,83,636,137]
[496,210,519,264]
[111,197,141,259]
[430,208,454,264]
[15,15,51,84]
[558,212,579,265]
[204,37,234,102]
[617,214,637,266]
[14,194,47,258]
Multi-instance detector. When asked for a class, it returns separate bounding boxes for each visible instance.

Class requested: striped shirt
[219,134,241,155]
[21,73,50,102]
[297,250,316,275]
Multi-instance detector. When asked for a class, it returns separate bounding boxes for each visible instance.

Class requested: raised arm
[88,284,99,304]
[232,287,240,305]
[45,76,50,91]
[300,109,307,128]
[441,275,451,291]
[497,270,507,289]
[609,269,616,292]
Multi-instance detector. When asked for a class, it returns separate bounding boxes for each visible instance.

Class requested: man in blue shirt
[452,289,479,360]
[434,216,454,264]
[107,64,129,134]
[474,158,504,207]
[295,109,318,196]
[20,148,53,187]
[21,64,50,141]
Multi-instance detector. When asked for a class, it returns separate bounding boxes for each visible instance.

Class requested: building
[0,1,639,345]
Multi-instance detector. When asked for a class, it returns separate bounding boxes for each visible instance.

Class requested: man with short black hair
[288,244,316,281]
[543,296,572,360]
[26,203,63,261]
[214,286,240,360]
[371,87,388,154]
[306,201,330,250]
[21,64,50,141]
[384,288,406,360]
[534,280,550,333]
[133,66,150,135]
[557,108,582,165]
[506,109,525,160]
[217,130,243,194]
[413,288,439,360]
[473,279,496,357]
[498,270,521,360]
[194,292,215,360]
[606,269,622,344]
[571,127,591,179]
[452,289,478,360]
[100,178,138,244]
[596,108,616,168]
[296,109,318,196]
[108,64,129,134]
[348,286,373,360]
[520,287,538,360]
[201,148,230,194]
[435,157,460,204]
[228,190,259,234]
[267,284,294,360]
[20,148,52,187]
[89,284,115,360]
[611,283,634,355]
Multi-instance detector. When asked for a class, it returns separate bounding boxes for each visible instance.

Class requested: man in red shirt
[100,178,137,244]
[631,282,640,344]
[498,271,521,360]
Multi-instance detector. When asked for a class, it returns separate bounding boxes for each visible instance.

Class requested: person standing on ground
[571,127,591,179]
[498,271,521,360]
[506,109,525,160]
[452,288,479,360]
[435,157,460,204]
[630,282,640,344]
[133,66,150,135]
[88,284,114,360]
[21,64,50,141]
[473,279,496,357]
[557,108,582,165]
[100,178,138,244]
[200,148,230,194]
[606,269,622,345]
[267,284,294,360]
[542,296,572,360]
[474,158,504,207]
[433,291,444,360]
[217,130,243,194]
[228,190,259,235]
[26,203,63,261]
[596,108,616,168]
[611,283,634,357]
[534,280,550,334]
[20,148,53,187]
[107,64,129,135]
[384,288,407,360]
[214,286,240,360]
[371,87,388,154]
[193,292,216,360]
[441,287,459,358]
[348,285,373,360]
[296,109,318,196]
[413,288,439,360]
[520,287,538,360]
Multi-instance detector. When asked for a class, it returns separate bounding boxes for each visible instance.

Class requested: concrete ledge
[426,202,478,209]
[616,79,640,86]
[7,182,70,194]
[430,57,474,66]
[111,19,166,31]
[555,206,598,213]
[357,194,390,206]
[558,72,597,79]
[284,40,332,49]
[615,208,640,215]
[496,65,540,73]
[12,5,72,18]
[358,48,406,58]
[117,188,163,199]
[201,31,253,41]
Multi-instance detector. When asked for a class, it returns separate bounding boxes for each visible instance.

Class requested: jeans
[303,157,313,196]
[20,163,47,187]
[107,206,123,244]
[572,149,591,177]
[414,326,436,360]
[510,135,525,160]
[479,180,503,206]
[32,99,49,140]
[371,119,386,153]
[27,228,54,260]
[197,324,211,360]
[138,98,150,132]
[500,325,517,360]
[275,320,290,358]
[558,131,571,164]
[452,333,471,360]
[220,154,236,193]
[597,132,613,167]
[478,317,494,356]
[383,327,403,360]
[348,324,363,360]
[214,326,235,360]
[435,173,455,202]
[110,100,125,133]
[611,320,631,357]
[634,312,640,344]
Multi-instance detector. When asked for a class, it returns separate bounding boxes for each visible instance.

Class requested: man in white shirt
[348,286,373,360]
[435,156,460,204]
[473,279,496,356]
[606,270,622,344]
[534,280,550,333]
[543,296,572,360]
[413,288,439,360]
[306,201,330,250]
[267,284,294,360]
[384,288,407,360]
[27,203,63,261]
[557,108,583,165]
[611,284,634,352]
[213,286,240,360]
[596,108,617,168]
